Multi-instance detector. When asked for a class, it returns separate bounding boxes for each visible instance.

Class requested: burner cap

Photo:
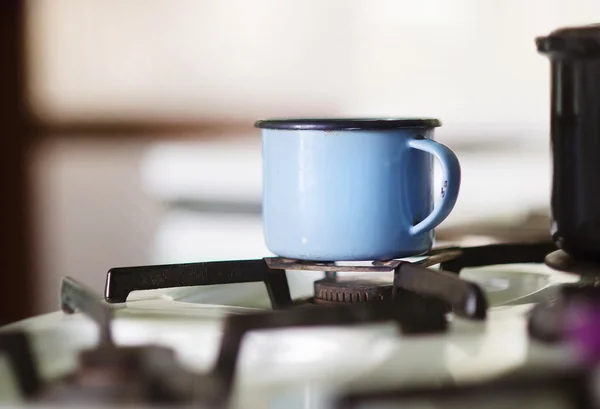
[545,249,600,277]
[313,275,393,304]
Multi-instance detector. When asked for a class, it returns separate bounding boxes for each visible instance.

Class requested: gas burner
[546,249,600,277]
[103,242,558,323]
[313,275,392,304]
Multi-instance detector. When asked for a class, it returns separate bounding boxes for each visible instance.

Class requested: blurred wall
[27,0,600,143]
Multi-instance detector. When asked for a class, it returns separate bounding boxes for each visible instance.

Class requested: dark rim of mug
[254,118,442,131]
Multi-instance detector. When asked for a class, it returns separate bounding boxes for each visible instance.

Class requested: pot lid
[537,24,600,57]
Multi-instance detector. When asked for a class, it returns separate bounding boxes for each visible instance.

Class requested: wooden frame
[0,2,243,324]
[1,1,33,325]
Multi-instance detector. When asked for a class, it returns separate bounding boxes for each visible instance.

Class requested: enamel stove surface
[0,248,584,409]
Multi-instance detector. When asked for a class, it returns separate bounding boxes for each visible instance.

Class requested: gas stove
[8,21,600,408]
[2,240,599,408]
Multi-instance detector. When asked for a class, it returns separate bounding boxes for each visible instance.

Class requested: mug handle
[407,138,461,236]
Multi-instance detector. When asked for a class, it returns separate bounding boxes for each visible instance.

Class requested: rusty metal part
[266,258,402,272]
[313,275,393,304]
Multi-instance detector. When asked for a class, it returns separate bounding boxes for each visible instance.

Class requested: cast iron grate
[0,275,450,405]
[104,242,556,320]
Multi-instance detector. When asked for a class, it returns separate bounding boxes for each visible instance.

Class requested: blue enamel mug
[255,118,461,261]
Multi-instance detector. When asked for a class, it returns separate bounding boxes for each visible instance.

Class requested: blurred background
[2,0,600,322]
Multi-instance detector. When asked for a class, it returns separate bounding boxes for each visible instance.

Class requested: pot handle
[408,138,461,236]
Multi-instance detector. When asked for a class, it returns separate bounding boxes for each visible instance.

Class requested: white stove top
[0,261,581,408]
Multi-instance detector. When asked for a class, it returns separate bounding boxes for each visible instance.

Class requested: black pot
[537,24,600,261]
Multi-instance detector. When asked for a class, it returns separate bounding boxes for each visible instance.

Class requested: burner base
[313,275,393,304]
